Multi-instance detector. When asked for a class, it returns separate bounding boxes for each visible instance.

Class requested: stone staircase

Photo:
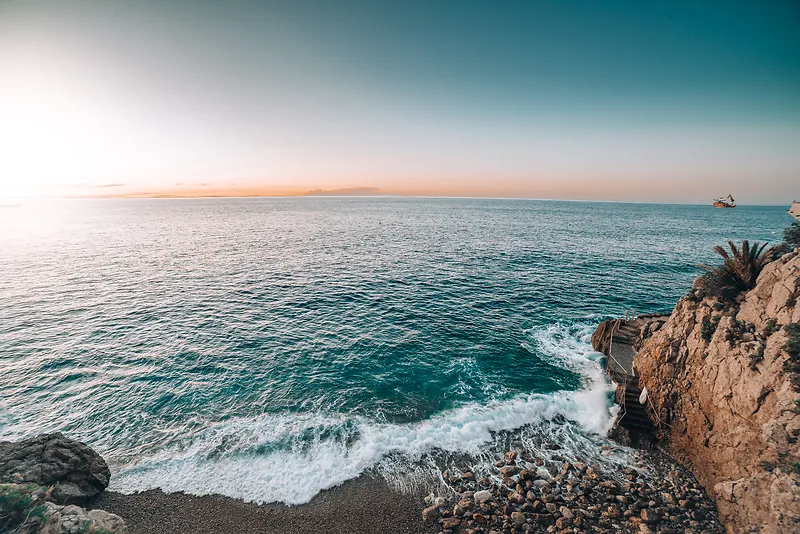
[619,382,654,432]
[603,314,669,438]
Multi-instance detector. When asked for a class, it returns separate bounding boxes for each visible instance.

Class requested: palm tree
[700,240,779,297]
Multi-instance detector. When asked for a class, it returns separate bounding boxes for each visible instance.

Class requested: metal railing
[608,314,672,430]
[607,319,628,419]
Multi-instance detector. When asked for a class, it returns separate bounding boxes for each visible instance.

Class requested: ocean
[0,198,791,504]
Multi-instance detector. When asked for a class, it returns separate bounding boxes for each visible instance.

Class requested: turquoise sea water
[0,198,792,503]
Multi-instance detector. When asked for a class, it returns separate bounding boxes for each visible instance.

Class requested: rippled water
[0,198,790,503]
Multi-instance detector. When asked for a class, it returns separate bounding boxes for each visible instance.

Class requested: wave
[110,322,625,505]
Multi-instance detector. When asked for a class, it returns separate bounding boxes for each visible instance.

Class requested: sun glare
[0,58,125,198]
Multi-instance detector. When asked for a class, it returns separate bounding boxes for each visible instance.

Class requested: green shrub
[784,324,800,392]
[763,319,778,337]
[785,323,800,354]
[0,484,49,533]
[749,344,765,370]
[701,316,718,341]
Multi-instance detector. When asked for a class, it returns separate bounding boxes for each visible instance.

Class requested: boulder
[441,516,460,529]
[591,319,617,355]
[0,433,110,504]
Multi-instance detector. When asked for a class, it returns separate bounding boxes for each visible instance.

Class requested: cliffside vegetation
[631,228,800,532]
[0,484,49,534]
[696,240,782,300]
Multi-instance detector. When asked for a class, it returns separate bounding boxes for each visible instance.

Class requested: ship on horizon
[713,194,736,208]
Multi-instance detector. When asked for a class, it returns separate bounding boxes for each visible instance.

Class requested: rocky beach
[2,216,799,533]
[1,432,726,534]
[420,449,722,534]
[2,432,724,534]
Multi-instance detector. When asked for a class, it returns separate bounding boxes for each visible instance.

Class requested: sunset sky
[0,0,798,203]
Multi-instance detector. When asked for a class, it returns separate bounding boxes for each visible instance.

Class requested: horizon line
[3,192,794,208]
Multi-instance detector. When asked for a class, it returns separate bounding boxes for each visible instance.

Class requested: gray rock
[474,490,493,503]
[0,433,110,504]
[533,479,551,490]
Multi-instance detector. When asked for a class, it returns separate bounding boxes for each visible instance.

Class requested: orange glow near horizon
[1,17,798,204]
[1,52,797,204]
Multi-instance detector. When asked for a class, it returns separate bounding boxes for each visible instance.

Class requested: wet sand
[92,474,436,534]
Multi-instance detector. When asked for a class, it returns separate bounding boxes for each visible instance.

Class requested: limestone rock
[634,251,800,533]
[40,501,125,534]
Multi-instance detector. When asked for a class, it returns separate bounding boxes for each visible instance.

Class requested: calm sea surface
[0,198,791,503]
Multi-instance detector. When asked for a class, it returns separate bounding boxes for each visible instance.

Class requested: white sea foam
[110,322,626,505]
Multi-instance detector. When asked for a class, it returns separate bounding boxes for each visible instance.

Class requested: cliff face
[634,251,800,533]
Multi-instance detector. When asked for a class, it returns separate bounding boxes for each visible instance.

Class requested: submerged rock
[0,433,110,504]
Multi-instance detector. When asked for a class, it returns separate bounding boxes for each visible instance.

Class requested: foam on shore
[111,322,626,505]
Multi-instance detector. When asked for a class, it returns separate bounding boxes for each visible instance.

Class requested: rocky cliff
[633,251,800,533]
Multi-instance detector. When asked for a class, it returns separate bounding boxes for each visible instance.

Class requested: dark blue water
[0,198,791,503]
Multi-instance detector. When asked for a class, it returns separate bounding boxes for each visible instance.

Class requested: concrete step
[619,412,654,429]
[620,414,653,427]
[615,329,640,340]
[621,420,655,431]
[621,409,650,420]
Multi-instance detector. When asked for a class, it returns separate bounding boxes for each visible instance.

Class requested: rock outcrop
[633,251,800,533]
[591,319,618,357]
[0,483,125,534]
[0,433,111,504]
[41,500,126,534]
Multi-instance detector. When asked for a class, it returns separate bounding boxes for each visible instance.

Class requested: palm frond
[698,240,778,299]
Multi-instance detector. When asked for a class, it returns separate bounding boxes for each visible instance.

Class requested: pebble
[423,448,725,533]
[473,490,492,503]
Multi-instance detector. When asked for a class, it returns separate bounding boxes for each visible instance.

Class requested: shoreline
[86,444,724,534]
[91,473,437,534]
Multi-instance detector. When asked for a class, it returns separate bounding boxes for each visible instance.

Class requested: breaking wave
[111,322,624,505]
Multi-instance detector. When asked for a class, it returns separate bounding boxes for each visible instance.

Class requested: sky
[0,0,798,203]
